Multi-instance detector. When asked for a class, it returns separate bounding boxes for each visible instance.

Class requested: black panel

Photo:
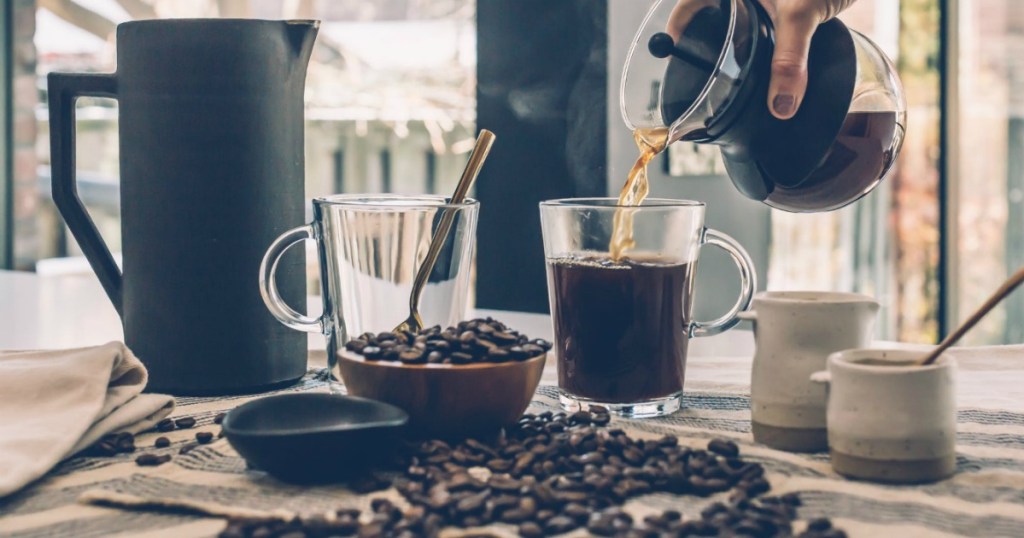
[476,0,608,313]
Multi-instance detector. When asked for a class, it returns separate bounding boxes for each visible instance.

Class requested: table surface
[1,270,1023,537]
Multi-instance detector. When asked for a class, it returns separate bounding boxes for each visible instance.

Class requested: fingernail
[772,94,795,116]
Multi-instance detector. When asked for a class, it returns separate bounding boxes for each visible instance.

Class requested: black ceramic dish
[222,393,408,483]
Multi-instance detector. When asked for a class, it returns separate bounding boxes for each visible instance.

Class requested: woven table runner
[1,354,1023,538]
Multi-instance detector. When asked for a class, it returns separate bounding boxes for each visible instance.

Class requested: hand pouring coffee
[621,0,906,212]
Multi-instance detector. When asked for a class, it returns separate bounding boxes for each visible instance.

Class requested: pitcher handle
[47,73,123,315]
[259,224,323,333]
[690,227,757,337]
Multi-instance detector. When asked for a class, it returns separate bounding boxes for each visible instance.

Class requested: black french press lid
[649,0,857,202]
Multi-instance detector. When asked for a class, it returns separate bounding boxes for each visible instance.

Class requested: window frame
[1,0,12,269]
[939,0,956,340]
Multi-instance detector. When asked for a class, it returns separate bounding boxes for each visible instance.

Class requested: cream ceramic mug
[811,348,957,483]
[740,291,879,452]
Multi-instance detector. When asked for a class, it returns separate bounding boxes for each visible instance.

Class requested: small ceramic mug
[811,348,957,483]
[740,291,879,452]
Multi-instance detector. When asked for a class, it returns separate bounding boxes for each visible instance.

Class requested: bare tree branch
[38,0,116,40]
[113,0,157,19]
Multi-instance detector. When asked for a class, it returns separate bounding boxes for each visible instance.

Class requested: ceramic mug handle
[259,224,325,333]
[810,371,832,385]
[689,227,757,337]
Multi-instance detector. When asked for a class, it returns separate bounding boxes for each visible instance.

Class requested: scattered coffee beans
[84,432,136,457]
[214,412,227,425]
[343,318,552,365]
[219,406,847,538]
[154,437,170,449]
[196,431,214,444]
[156,418,176,433]
[175,416,197,429]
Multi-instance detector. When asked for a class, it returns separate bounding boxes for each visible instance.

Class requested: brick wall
[12,0,38,270]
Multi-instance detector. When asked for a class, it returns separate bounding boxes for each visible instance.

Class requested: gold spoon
[919,265,1024,366]
[393,130,496,334]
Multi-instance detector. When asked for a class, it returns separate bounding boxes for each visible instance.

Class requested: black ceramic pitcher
[47,19,319,395]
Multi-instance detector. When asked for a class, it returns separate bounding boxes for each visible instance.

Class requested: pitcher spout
[285,19,320,62]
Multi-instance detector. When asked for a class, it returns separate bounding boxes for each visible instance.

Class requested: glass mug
[259,195,479,384]
[539,198,755,417]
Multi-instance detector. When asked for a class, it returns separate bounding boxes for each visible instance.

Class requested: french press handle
[47,72,123,316]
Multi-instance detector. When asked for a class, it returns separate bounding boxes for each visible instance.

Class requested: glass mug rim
[314,193,479,211]
[539,197,705,209]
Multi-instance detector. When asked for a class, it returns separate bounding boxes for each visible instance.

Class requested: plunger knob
[648,32,677,58]
[648,32,717,72]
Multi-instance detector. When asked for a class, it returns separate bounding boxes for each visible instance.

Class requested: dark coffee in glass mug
[540,199,755,418]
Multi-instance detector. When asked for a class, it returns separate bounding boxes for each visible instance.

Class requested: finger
[666,0,720,40]
[768,11,819,119]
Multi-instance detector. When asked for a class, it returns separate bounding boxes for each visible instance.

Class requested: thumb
[768,11,819,119]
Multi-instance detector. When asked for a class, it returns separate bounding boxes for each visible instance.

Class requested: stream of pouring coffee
[609,127,670,260]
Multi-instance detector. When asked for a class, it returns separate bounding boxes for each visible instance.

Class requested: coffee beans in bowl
[335,318,548,438]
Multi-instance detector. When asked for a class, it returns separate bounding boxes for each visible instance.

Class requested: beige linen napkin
[0,341,174,497]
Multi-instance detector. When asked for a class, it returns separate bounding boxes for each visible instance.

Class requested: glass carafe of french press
[621,0,906,212]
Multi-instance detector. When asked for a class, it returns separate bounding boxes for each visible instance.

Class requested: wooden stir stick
[919,266,1024,366]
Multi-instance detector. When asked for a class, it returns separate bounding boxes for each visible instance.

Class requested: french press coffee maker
[621,0,906,212]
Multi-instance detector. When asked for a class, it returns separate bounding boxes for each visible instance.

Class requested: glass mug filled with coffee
[540,198,755,417]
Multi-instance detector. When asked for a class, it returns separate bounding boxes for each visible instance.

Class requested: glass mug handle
[689,227,757,337]
[258,224,324,333]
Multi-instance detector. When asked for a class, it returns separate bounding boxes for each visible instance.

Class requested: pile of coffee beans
[219,408,848,537]
[343,318,552,365]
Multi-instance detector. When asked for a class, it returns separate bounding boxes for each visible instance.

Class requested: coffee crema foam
[552,253,691,269]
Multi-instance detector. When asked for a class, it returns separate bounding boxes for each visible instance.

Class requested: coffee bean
[175,417,196,429]
[488,476,521,493]
[156,418,175,432]
[154,437,170,448]
[487,331,516,345]
[588,516,618,536]
[116,434,135,453]
[345,339,368,354]
[521,344,545,357]
[455,490,488,514]
[500,508,531,523]
[196,431,214,444]
[450,352,474,364]
[807,518,833,531]
[362,346,383,360]
[398,349,425,364]
[486,348,510,362]
[708,438,740,458]
[213,412,227,425]
[518,521,544,538]
[447,473,484,492]
[745,477,771,496]
[135,453,170,467]
[563,502,590,521]
[545,515,578,534]
[531,338,553,351]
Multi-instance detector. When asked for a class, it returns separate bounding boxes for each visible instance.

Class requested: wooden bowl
[335,350,546,438]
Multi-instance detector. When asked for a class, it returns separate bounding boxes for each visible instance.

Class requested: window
[17,0,476,282]
[952,0,1024,344]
